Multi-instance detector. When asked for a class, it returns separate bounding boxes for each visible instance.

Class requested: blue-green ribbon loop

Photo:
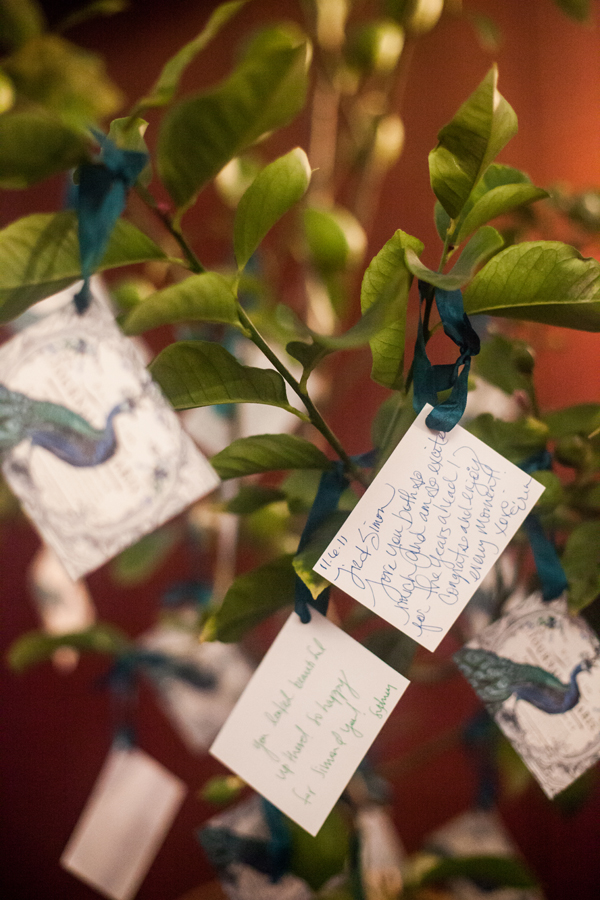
[520,451,569,602]
[74,130,148,314]
[413,280,480,432]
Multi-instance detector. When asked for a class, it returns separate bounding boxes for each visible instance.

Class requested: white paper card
[210,610,408,836]
[314,405,545,651]
[61,746,186,900]
[0,299,220,579]
[455,593,600,799]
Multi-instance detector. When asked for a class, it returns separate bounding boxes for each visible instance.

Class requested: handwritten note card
[314,406,545,651]
[210,610,408,836]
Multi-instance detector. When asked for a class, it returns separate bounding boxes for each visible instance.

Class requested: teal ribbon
[295,450,376,623]
[413,280,480,431]
[520,451,568,602]
[74,131,148,313]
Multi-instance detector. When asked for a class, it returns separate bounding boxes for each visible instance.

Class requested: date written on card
[210,610,407,836]
[314,405,545,651]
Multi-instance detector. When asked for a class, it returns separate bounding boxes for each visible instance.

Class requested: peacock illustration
[0,383,134,467]
[454,646,594,716]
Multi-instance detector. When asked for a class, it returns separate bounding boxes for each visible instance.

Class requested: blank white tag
[314,404,544,650]
[211,610,408,836]
[61,746,186,900]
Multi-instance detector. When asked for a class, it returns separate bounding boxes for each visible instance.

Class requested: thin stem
[236,305,368,487]
[134,184,206,274]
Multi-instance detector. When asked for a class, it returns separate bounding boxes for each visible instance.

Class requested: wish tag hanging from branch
[455,592,600,799]
[0,298,220,579]
[313,404,545,651]
[210,609,408,837]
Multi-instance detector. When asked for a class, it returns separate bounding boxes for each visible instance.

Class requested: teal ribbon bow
[413,280,480,432]
[74,131,148,313]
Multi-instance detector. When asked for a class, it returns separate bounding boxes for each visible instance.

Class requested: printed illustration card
[455,592,600,798]
[61,745,186,900]
[314,405,545,650]
[0,299,220,579]
[210,610,408,836]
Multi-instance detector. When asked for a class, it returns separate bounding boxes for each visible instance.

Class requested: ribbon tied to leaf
[412,280,481,431]
[74,131,148,313]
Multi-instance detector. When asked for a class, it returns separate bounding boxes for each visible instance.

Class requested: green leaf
[225,484,286,514]
[429,66,518,219]
[0,0,45,51]
[123,272,242,334]
[405,226,504,290]
[552,0,590,22]
[235,147,311,270]
[7,623,128,672]
[466,414,549,464]
[360,229,423,390]
[131,0,247,115]
[211,433,332,480]
[436,165,547,247]
[202,554,296,642]
[473,334,534,396]
[0,211,169,324]
[543,404,600,439]
[0,111,89,188]
[303,206,366,273]
[157,26,310,213]
[108,115,152,187]
[150,341,300,414]
[57,1,128,32]
[293,511,350,600]
[110,525,179,586]
[562,522,600,612]
[420,856,537,890]
[4,34,122,128]
[463,241,600,330]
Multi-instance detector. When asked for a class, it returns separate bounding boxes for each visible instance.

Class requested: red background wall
[2,2,600,899]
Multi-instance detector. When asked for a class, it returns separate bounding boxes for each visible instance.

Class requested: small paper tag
[0,299,220,579]
[210,610,408,836]
[61,746,186,900]
[141,625,253,753]
[455,593,600,799]
[313,405,544,650]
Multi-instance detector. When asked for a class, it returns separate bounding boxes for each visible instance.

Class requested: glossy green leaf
[150,341,300,414]
[420,856,537,890]
[225,484,286,514]
[235,147,311,269]
[552,0,590,22]
[429,66,518,219]
[293,511,350,599]
[202,554,296,642]
[131,1,246,115]
[562,522,600,612]
[543,404,600,439]
[212,433,332,480]
[4,34,122,128]
[123,272,242,334]
[474,334,534,396]
[7,623,128,672]
[157,26,310,213]
[463,241,600,330]
[466,414,549,464]
[0,111,88,188]
[303,206,365,273]
[360,229,423,390]
[435,164,546,246]
[110,525,179,586]
[0,0,44,51]
[405,226,504,290]
[0,211,169,324]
